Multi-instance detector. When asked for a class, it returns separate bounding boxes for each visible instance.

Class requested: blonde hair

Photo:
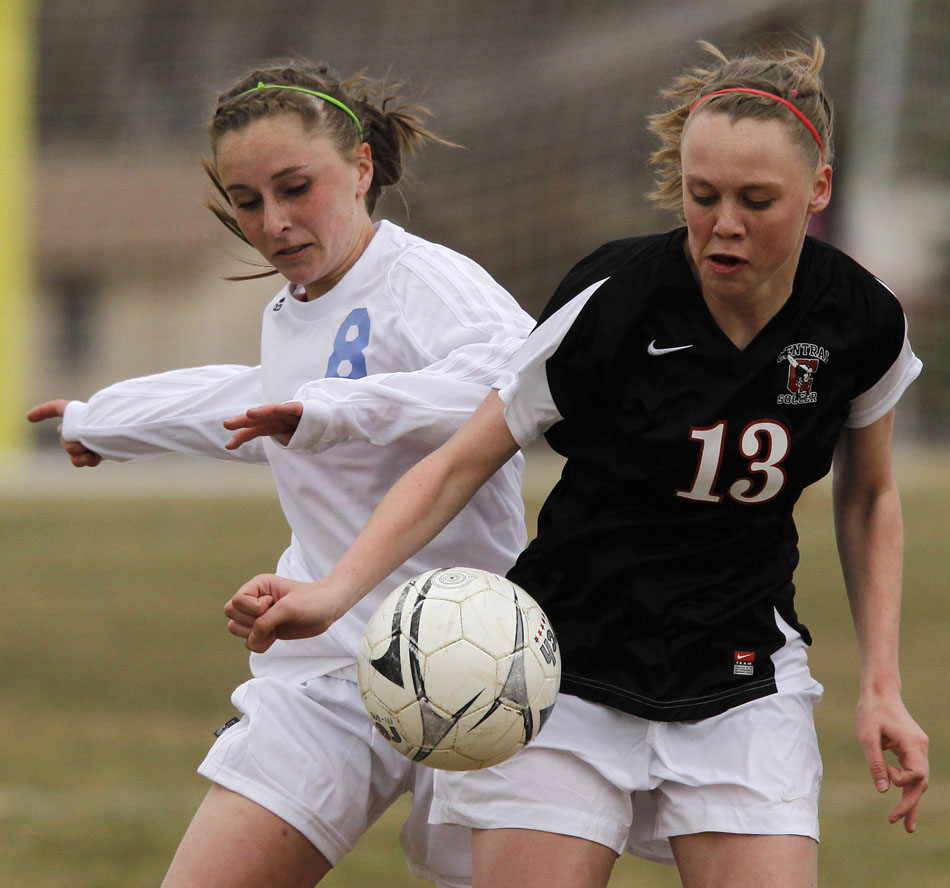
[205,59,455,279]
[647,38,833,218]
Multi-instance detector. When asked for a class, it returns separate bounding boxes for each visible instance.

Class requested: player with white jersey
[54,219,529,679]
[227,40,930,888]
[29,60,532,888]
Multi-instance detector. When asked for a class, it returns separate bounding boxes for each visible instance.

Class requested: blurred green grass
[1,451,946,887]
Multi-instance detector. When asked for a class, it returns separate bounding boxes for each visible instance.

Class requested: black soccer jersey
[499,227,921,721]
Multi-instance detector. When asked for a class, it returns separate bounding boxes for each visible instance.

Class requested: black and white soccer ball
[357,567,561,770]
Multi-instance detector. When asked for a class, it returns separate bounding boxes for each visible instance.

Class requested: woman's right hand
[27,399,103,467]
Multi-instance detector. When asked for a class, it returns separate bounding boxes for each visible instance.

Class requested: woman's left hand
[223,401,303,449]
[225,574,349,653]
[855,689,929,832]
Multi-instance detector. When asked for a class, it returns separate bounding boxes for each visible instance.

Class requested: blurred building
[30,0,949,441]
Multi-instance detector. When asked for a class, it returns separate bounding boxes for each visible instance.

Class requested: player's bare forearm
[239,391,520,651]
[832,414,903,686]
[832,412,929,830]
[327,390,519,604]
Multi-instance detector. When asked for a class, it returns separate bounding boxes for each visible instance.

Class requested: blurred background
[1,2,947,887]
[2,0,947,450]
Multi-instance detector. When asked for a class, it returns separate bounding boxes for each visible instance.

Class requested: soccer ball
[357,567,561,770]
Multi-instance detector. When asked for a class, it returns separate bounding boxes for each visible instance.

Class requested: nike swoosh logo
[648,340,694,356]
[735,653,754,660]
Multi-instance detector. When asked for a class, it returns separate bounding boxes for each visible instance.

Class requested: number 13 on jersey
[675,420,790,505]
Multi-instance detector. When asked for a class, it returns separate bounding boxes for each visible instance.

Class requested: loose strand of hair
[201,159,280,281]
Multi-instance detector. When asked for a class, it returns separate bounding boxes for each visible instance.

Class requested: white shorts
[431,683,824,866]
[198,673,471,888]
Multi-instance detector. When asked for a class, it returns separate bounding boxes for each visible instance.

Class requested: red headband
[689,88,824,157]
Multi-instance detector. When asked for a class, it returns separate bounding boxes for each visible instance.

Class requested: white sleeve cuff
[60,400,88,443]
[846,322,922,428]
[282,398,333,451]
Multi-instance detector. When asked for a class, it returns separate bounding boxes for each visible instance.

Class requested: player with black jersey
[503,228,918,724]
[227,38,929,888]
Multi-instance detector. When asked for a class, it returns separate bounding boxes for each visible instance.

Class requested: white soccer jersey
[61,220,534,681]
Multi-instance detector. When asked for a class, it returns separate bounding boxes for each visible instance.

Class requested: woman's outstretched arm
[225,390,521,651]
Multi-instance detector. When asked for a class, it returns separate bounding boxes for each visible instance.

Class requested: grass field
[1,449,947,887]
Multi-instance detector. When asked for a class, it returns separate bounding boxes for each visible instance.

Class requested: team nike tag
[733,650,755,676]
[647,340,694,355]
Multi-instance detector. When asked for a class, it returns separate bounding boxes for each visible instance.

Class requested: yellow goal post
[0,0,34,455]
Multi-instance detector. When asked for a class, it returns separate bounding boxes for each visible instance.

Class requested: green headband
[236,81,363,137]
